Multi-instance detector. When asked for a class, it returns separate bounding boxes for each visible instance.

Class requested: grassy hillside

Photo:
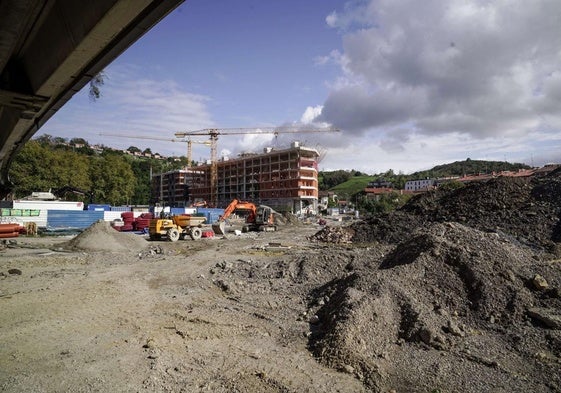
[329,176,373,198]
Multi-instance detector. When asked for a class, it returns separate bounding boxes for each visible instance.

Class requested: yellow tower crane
[174,126,340,206]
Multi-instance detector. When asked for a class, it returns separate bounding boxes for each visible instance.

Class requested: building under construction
[151,142,320,213]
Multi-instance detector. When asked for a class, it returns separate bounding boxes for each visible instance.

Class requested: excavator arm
[212,198,257,235]
[220,199,257,222]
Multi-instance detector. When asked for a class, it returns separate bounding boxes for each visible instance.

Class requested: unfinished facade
[151,143,320,213]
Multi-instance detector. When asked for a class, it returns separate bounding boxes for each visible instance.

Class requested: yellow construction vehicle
[149,215,206,241]
[212,198,277,235]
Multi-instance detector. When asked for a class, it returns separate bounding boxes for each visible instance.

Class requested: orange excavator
[212,198,277,235]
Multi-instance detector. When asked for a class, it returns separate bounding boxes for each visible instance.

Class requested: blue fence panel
[170,207,186,215]
[197,208,224,224]
[47,210,105,230]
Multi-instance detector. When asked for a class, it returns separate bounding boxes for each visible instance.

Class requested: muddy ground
[1,171,561,392]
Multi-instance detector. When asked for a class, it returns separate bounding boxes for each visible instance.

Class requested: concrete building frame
[151,144,320,214]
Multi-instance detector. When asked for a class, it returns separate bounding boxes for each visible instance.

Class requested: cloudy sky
[39,0,561,174]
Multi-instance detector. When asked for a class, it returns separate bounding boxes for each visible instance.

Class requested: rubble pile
[309,226,355,243]
[307,222,561,392]
[279,212,302,226]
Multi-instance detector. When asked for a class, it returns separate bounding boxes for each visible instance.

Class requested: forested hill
[8,136,188,205]
[410,158,530,179]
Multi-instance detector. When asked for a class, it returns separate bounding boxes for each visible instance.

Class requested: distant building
[404,178,436,192]
[534,163,560,177]
[364,178,396,199]
[364,187,396,200]
[318,191,337,209]
[404,164,558,191]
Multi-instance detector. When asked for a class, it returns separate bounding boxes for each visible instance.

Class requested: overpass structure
[0,0,184,197]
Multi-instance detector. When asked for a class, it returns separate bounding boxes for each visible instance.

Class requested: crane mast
[186,139,211,168]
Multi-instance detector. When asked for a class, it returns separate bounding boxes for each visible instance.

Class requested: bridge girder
[0,0,184,197]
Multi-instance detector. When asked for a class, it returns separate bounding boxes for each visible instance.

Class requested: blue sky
[40,0,561,174]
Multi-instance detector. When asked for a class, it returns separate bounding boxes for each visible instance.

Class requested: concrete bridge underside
[0,0,184,197]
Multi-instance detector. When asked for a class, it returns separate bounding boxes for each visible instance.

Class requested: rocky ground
[1,169,561,392]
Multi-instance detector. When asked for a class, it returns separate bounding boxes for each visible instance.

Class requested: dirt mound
[63,220,149,252]
[306,172,561,390]
[347,174,561,253]
[279,212,302,226]
[308,222,561,392]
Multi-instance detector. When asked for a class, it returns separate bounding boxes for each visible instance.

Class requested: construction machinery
[212,198,277,235]
[149,215,206,241]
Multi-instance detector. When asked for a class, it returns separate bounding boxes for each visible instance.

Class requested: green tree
[129,159,153,205]
[360,192,411,214]
[90,154,135,205]
[9,140,92,200]
[35,134,53,146]
[438,180,465,192]
[53,136,67,145]
[10,141,55,196]
[69,137,88,147]
[319,170,353,190]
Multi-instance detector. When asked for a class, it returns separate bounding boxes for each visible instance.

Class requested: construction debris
[309,226,355,243]
[350,168,561,254]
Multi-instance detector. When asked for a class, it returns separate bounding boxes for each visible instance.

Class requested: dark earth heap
[349,168,561,254]
[302,169,561,391]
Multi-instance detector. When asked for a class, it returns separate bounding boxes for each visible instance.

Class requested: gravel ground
[1,171,561,392]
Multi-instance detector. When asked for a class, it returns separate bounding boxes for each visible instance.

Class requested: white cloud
[320,130,561,174]
[325,11,339,28]
[301,105,323,124]
[318,0,561,155]
[37,3,561,174]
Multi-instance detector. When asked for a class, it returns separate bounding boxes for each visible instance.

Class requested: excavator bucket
[212,221,226,235]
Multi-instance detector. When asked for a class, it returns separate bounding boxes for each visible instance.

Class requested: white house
[404,178,436,192]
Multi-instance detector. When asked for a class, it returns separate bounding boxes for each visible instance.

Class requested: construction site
[1,168,561,392]
[152,140,321,214]
[1,2,561,392]
[146,127,337,214]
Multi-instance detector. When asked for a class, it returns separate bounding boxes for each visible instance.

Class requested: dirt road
[0,223,365,392]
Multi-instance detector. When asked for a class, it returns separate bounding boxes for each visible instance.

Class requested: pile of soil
[308,225,355,243]
[63,220,149,252]
[211,220,561,391]
[349,169,561,254]
[303,170,561,391]
[308,222,561,392]
[5,171,560,392]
